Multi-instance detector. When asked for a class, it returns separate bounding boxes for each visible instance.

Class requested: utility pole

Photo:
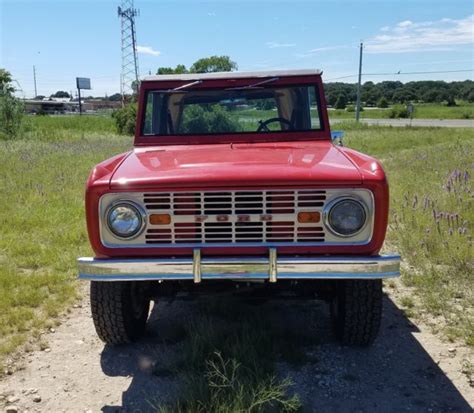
[355,42,363,122]
[78,87,82,115]
[33,65,38,98]
[118,0,140,106]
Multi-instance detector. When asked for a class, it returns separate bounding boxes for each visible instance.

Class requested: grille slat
[143,189,327,244]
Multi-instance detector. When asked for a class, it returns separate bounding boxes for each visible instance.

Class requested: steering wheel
[257,117,295,132]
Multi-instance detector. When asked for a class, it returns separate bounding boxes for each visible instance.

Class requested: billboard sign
[76,77,91,90]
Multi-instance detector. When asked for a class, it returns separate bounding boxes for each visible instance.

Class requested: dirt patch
[0,287,472,413]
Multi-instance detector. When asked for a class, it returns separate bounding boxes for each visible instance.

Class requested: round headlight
[326,198,367,237]
[106,202,144,239]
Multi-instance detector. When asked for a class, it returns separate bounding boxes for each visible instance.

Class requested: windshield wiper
[172,80,203,91]
[225,77,279,91]
[156,80,203,94]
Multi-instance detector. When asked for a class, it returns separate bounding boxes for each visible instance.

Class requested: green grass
[21,114,117,139]
[0,115,129,368]
[1,111,472,400]
[343,125,474,345]
[153,300,308,412]
[329,103,474,120]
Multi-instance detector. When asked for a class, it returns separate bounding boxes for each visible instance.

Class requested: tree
[0,69,24,139]
[468,90,474,103]
[157,56,237,76]
[392,88,414,104]
[189,56,237,73]
[334,95,347,110]
[445,94,457,107]
[377,97,389,108]
[362,81,381,106]
[460,83,474,101]
[324,82,356,106]
[0,93,24,138]
[156,64,187,75]
[51,91,70,98]
[0,68,15,94]
[422,88,447,103]
[108,93,122,101]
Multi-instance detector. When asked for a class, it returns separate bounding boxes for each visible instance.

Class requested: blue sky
[1,0,473,97]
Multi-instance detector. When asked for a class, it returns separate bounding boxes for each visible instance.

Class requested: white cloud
[266,41,296,49]
[136,45,161,57]
[397,20,413,28]
[366,15,474,53]
[207,12,216,16]
[308,46,346,53]
[295,45,348,58]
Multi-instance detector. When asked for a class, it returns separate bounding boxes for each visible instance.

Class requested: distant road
[331,118,474,128]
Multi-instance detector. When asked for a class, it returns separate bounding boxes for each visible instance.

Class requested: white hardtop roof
[142,69,322,82]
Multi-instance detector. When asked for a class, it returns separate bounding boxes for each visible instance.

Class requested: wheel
[90,281,151,345]
[330,280,383,346]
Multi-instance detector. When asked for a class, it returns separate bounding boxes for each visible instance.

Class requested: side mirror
[331,131,344,146]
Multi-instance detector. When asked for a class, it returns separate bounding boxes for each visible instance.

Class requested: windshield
[142,84,322,136]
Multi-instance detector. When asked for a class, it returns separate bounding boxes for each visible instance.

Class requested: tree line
[325,80,474,109]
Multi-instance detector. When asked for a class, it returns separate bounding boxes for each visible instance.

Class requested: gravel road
[0,286,472,413]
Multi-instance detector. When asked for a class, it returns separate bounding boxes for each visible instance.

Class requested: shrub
[334,95,347,110]
[0,91,24,139]
[388,104,409,119]
[346,105,355,112]
[179,105,242,134]
[112,104,137,135]
[446,95,457,107]
[255,98,276,110]
[377,97,389,108]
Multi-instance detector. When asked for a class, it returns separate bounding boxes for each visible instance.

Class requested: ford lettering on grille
[142,190,326,244]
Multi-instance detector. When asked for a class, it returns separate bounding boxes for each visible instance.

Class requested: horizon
[1,0,473,98]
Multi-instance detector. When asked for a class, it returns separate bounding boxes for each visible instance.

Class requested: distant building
[46,97,71,103]
[83,99,121,111]
[24,99,76,114]
[23,98,120,114]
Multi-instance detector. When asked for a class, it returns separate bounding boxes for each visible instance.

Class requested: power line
[365,69,474,76]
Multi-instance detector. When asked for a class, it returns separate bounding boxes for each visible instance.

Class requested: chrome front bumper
[77,249,400,282]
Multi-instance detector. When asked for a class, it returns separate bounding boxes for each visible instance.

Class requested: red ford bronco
[78,69,400,346]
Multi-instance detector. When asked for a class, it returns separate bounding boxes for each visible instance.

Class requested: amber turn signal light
[297,211,320,223]
[149,214,171,225]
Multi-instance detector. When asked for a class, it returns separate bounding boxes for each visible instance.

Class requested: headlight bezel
[105,201,147,240]
[323,196,369,238]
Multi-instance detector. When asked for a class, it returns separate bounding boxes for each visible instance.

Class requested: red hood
[109,141,362,190]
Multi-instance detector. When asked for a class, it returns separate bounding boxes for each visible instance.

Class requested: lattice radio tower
[118,0,140,105]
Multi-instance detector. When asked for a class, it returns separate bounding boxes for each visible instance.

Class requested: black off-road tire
[90,281,151,345]
[330,280,383,346]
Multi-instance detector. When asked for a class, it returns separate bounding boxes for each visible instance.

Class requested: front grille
[143,190,327,244]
